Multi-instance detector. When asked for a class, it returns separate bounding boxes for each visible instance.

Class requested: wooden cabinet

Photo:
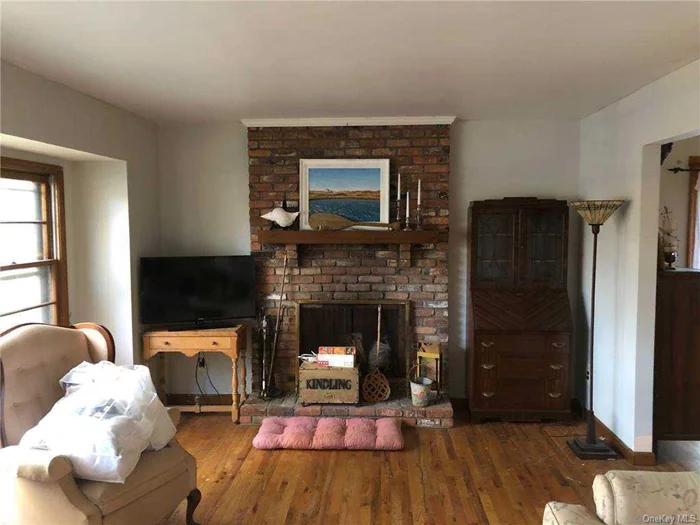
[653,269,700,440]
[471,201,568,290]
[469,198,572,421]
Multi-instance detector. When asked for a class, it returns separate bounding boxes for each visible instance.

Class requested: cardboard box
[317,354,355,368]
[298,362,359,404]
[318,346,356,355]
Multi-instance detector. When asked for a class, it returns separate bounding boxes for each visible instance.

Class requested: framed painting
[299,159,390,230]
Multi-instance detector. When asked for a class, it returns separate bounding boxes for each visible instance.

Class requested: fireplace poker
[257,307,269,397]
[265,254,288,397]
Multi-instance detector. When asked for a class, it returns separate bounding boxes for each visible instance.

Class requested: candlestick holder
[396,200,402,224]
[415,204,423,230]
[404,209,412,231]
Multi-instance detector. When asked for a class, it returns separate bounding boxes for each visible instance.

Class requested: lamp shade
[569,200,625,226]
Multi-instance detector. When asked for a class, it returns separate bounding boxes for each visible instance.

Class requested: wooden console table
[143,326,247,422]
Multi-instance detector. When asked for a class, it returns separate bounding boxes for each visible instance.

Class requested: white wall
[157,122,251,394]
[449,120,582,397]
[1,60,160,363]
[579,59,700,452]
[64,161,132,364]
[659,136,700,268]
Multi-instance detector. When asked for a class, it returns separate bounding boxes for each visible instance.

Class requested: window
[0,157,69,332]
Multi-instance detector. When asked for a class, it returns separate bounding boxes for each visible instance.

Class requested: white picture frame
[299,159,390,230]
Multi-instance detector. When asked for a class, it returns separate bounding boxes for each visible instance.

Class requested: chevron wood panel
[471,289,572,331]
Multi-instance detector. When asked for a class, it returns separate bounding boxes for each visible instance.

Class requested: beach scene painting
[300,159,389,230]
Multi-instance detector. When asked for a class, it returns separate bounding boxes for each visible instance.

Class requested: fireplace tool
[264,254,288,398]
[362,305,391,402]
[256,307,269,397]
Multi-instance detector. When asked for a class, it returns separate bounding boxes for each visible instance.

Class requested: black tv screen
[139,256,256,324]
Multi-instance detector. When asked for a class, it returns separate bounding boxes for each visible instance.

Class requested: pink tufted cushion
[252,417,404,450]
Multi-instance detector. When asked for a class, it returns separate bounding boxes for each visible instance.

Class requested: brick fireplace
[248,124,450,394]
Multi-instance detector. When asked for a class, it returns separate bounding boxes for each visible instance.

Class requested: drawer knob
[163,341,170,346]
[480,341,495,348]
[548,392,561,398]
[481,364,495,370]
[552,342,566,348]
[482,391,495,398]
[550,364,563,370]
[211,341,218,346]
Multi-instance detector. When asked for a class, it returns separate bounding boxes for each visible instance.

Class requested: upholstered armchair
[0,323,201,525]
[543,470,700,525]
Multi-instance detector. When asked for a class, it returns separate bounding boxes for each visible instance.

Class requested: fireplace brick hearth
[248,124,450,392]
[240,394,454,428]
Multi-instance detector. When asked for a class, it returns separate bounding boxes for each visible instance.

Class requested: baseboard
[167,393,233,406]
[594,416,657,466]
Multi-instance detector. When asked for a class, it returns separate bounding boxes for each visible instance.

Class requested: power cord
[203,358,221,396]
[194,352,205,397]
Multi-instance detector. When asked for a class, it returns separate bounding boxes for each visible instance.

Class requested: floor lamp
[568,200,625,460]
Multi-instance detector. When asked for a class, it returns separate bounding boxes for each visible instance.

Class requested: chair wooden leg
[186,488,201,525]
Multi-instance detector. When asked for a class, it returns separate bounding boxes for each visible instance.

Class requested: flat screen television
[139,256,256,325]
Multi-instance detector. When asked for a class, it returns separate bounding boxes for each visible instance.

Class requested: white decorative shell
[261,207,299,228]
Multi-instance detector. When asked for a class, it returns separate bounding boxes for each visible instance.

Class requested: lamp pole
[586,223,600,445]
[567,199,624,459]
[567,220,617,459]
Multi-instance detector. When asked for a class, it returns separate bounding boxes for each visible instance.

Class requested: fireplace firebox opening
[296,300,411,398]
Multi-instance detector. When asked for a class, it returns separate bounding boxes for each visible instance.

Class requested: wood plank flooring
[165,415,693,525]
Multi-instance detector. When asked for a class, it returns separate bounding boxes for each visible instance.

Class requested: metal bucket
[410,376,433,407]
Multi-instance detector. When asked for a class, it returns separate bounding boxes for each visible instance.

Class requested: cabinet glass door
[473,212,517,287]
[521,210,567,288]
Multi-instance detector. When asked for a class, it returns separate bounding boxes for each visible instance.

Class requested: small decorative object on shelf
[404,191,411,231]
[308,213,399,231]
[261,207,299,230]
[396,169,402,223]
[415,179,423,230]
[659,206,680,270]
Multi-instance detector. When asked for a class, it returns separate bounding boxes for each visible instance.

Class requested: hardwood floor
[657,440,700,471]
[165,415,693,525]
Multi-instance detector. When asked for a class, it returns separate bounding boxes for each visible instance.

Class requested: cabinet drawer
[477,333,569,354]
[148,336,232,351]
[549,333,570,352]
[474,376,546,409]
[473,339,570,410]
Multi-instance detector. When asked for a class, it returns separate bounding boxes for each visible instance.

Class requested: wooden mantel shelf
[257,229,441,245]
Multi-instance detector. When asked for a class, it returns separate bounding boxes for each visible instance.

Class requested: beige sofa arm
[10,448,73,482]
[543,502,604,525]
[0,446,102,525]
[593,471,700,525]
[168,407,181,427]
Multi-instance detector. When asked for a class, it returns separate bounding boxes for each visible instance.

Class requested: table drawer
[148,336,232,351]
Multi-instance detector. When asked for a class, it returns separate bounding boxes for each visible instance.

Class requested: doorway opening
[653,135,700,470]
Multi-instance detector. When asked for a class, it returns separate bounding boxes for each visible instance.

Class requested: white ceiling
[1,1,699,123]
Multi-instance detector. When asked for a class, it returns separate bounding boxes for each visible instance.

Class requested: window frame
[1,156,69,326]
